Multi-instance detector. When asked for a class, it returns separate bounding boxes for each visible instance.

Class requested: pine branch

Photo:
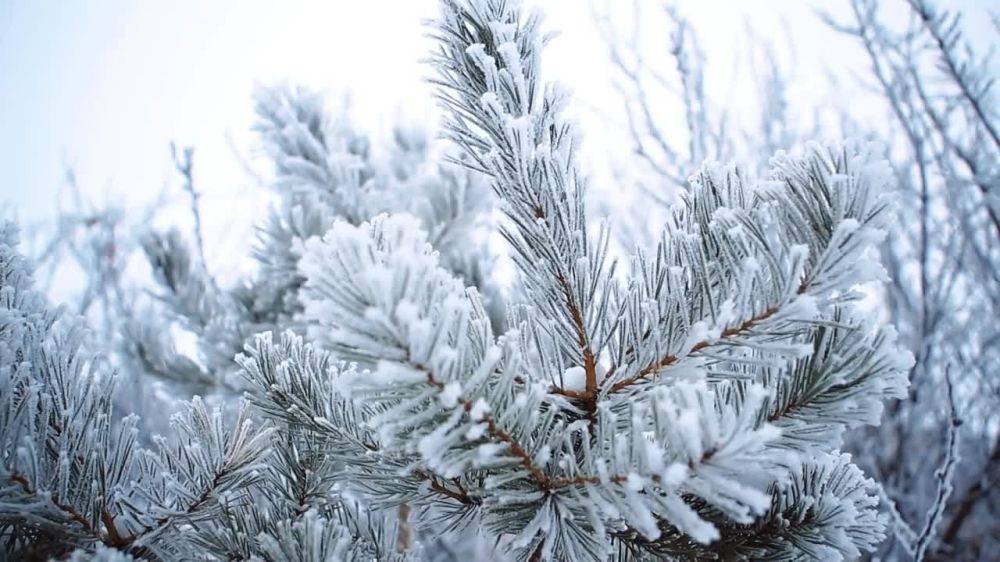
[608,287,805,394]
[432,0,612,416]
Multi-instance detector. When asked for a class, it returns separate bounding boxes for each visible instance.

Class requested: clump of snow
[625,472,644,492]
[469,398,491,421]
[440,382,463,408]
[561,365,587,392]
[465,423,487,440]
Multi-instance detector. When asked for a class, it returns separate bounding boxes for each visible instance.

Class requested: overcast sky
[1,0,995,260]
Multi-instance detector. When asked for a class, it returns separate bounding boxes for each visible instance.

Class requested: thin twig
[170,143,216,291]
[911,368,962,561]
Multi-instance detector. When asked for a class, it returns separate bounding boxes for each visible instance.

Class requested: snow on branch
[432,0,615,412]
[0,222,272,560]
[2,0,919,558]
[605,143,896,397]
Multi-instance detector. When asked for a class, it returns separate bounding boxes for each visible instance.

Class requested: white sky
[1,0,995,266]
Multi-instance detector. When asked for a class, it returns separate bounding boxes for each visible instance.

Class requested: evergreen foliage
[1,1,921,560]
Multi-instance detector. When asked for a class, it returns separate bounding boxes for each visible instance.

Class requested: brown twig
[423,368,554,488]
[608,290,801,395]
[8,473,106,543]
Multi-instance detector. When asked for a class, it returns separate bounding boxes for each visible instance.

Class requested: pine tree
[0,222,271,559]
[3,0,915,560]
